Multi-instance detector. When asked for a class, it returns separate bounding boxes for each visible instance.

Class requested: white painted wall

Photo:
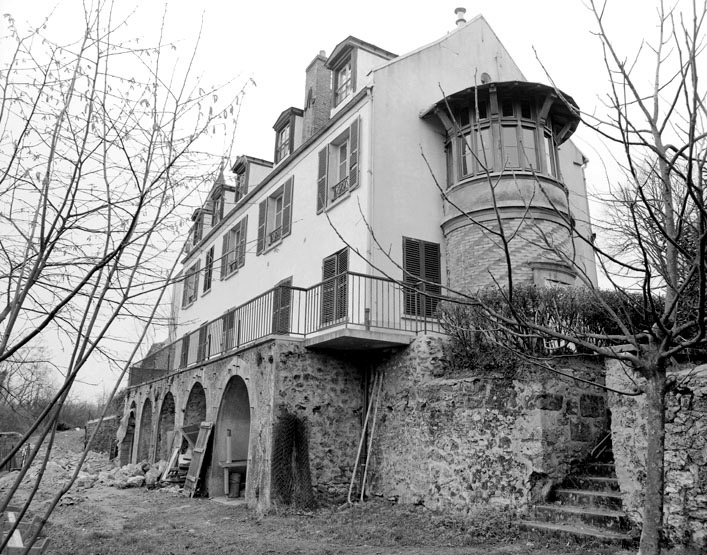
[368,15,526,284]
[175,101,372,337]
[558,140,598,286]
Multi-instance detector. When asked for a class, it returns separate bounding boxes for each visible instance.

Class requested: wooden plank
[183,422,213,497]
[161,448,180,482]
[179,424,201,450]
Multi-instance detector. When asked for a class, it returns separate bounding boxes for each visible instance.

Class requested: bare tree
[0,2,246,551]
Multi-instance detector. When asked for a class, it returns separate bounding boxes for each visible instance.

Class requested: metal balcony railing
[331,175,350,201]
[128,272,443,387]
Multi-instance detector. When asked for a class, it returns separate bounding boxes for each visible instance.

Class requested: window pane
[338,142,348,181]
[501,99,514,117]
[477,101,487,120]
[521,127,537,170]
[502,126,519,168]
[520,100,532,119]
[475,127,493,173]
[460,133,473,176]
[544,133,556,176]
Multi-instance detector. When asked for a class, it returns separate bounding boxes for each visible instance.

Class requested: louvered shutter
[193,261,200,302]
[403,237,423,315]
[422,242,441,316]
[316,147,328,213]
[335,248,349,320]
[221,234,229,279]
[256,200,267,254]
[237,215,248,268]
[321,254,338,324]
[282,177,293,238]
[181,272,189,307]
[348,118,359,190]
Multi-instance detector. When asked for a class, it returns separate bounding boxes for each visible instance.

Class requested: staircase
[520,437,636,545]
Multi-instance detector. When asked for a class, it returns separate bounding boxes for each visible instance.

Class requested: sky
[0,0,693,399]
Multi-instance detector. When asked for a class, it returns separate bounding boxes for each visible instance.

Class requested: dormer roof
[273,106,304,131]
[326,36,397,69]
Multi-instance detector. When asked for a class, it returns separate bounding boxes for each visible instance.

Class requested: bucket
[228,473,242,498]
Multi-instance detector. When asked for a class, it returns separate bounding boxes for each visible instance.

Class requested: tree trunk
[639,366,667,555]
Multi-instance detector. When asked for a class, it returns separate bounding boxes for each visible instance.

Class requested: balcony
[331,175,350,201]
[128,272,444,388]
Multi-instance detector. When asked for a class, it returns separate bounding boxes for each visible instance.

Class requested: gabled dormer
[273,107,304,165]
[231,155,273,202]
[326,36,397,110]
[207,168,232,228]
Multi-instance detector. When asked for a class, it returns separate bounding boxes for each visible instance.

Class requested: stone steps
[518,519,633,544]
[554,488,623,510]
[519,447,636,546]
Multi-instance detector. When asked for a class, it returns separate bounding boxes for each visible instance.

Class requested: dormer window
[234,171,246,203]
[273,108,303,165]
[193,216,203,246]
[275,123,291,163]
[212,192,224,225]
[334,60,352,105]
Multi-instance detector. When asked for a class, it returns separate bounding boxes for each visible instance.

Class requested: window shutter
[321,254,338,324]
[220,234,229,279]
[238,215,248,267]
[316,147,328,213]
[282,177,293,238]
[193,261,200,300]
[349,118,359,189]
[423,242,441,284]
[423,241,441,317]
[181,272,189,307]
[403,238,422,281]
[256,200,267,255]
[322,254,337,280]
[336,247,349,274]
[403,237,422,315]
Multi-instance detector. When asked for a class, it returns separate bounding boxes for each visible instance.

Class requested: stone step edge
[555,488,622,499]
[535,504,627,518]
[518,519,634,542]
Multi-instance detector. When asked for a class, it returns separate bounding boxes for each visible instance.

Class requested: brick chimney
[302,50,332,142]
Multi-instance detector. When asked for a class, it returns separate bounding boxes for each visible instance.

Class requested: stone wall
[369,336,608,512]
[121,340,279,511]
[85,415,119,458]
[608,361,707,548]
[273,342,364,495]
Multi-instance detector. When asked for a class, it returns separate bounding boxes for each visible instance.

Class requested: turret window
[452,91,558,182]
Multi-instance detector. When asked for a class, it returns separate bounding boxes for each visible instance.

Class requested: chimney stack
[302,50,332,142]
[455,7,467,27]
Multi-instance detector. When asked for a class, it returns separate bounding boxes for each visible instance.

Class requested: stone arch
[137,397,153,462]
[156,392,176,461]
[211,375,251,497]
[120,401,137,465]
[184,382,207,427]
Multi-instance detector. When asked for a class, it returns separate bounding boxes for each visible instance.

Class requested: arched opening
[211,376,251,498]
[119,402,136,466]
[156,392,176,461]
[184,382,206,427]
[137,398,153,462]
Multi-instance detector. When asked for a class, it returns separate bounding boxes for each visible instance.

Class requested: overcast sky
[1,0,691,399]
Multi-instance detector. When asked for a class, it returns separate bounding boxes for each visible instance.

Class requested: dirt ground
[0,430,640,554]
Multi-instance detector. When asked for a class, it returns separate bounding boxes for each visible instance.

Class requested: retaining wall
[608,361,707,548]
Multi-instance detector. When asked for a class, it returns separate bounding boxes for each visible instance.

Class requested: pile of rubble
[0,435,180,495]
